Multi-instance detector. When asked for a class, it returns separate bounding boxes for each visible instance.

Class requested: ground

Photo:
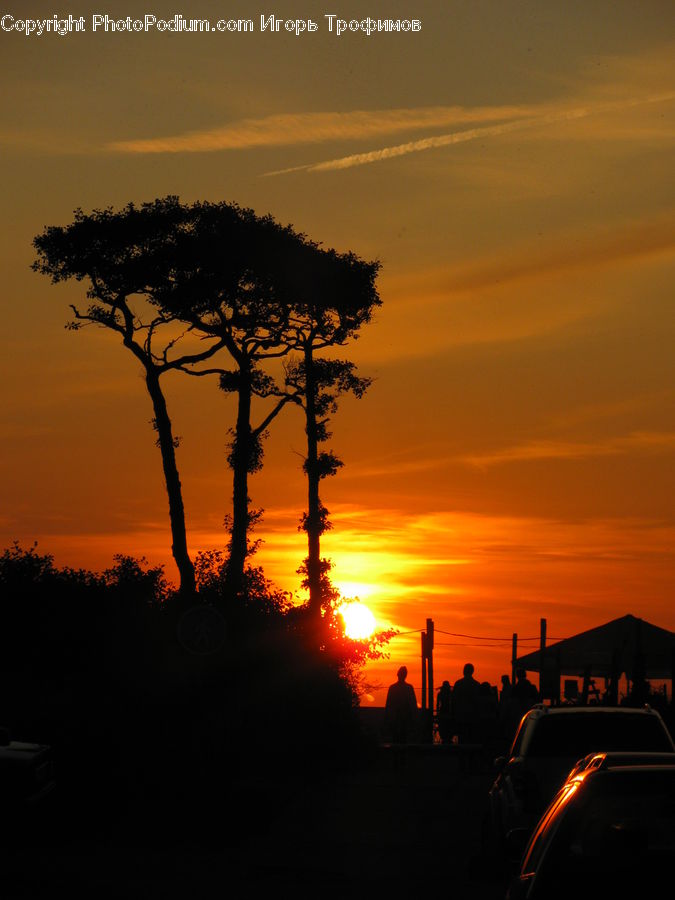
[2,745,507,899]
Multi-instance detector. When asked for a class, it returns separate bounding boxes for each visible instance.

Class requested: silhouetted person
[452,663,481,744]
[498,674,516,741]
[477,681,498,715]
[500,669,538,745]
[436,680,452,744]
[511,667,539,704]
[385,666,418,744]
[475,681,499,747]
[499,674,512,705]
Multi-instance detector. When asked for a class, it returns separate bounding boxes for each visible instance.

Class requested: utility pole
[421,631,427,710]
[426,617,435,711]
[420,620,435,742]
[511,632,518,685]
[539,617,547,695]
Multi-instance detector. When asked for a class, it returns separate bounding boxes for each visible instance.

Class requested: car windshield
[526,713,672,758]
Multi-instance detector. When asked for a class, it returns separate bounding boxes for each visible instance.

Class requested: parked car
[506,764,675,899]
[484,704,675,849]
[0,725,56,808]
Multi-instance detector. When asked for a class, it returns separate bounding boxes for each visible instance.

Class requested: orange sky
[2,2,675,704]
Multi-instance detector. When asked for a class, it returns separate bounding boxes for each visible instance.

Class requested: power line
[389,628,424,636]
[435,628,568,642]
[389,626,569,642]
[436,641,520,648]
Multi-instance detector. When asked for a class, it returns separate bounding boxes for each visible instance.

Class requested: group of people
[384,662,540,745]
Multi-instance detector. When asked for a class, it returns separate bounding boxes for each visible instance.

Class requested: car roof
[512,704,675,758]
[570,762,675,785]
[570,750,675,772]
[586,750,675,764]
[525,704,663,717]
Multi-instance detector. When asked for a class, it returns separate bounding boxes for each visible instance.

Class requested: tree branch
[252,394,299,438]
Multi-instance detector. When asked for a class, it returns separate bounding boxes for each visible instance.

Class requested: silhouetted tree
[33,197,381,617]
[32,199,228,595]
[285,357,371,620]
[281,245,381,624]
[151,202,321,601]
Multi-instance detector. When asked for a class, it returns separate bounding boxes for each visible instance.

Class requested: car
[0,725,56,809]
[484,704,675,850]
[506,764,675,899]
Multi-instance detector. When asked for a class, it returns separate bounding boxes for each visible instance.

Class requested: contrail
[264,93,675,176]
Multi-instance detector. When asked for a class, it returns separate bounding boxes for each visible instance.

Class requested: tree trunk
[303,346,322,618]
[145,369,196,596]
[226,364,252,600]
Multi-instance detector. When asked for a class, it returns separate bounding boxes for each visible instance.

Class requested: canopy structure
[516,614,675,681]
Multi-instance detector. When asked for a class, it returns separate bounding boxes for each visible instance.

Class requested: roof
[525,704,664,716]
[516,614,675,679]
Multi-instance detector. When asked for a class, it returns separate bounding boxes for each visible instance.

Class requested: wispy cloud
[264,93,675,175]
[356,213,675,362]
[107,105,539,154]
[294,429,675,478]
[461,431,675,468]
[400,216,675,295]
[547,391,675,431]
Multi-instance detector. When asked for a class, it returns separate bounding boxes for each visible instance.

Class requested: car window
[526,713,672,758]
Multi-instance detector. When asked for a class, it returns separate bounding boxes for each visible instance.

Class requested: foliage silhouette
[0,541,392,832]
[275,244,381,629]
[149,200,379,605]
[33,197,380,618]
[152,202,300,601]
[31,198,238,595]
[28,198,391,829]
[286,358,373,626]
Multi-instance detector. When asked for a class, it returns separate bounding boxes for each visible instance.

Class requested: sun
[338,602,377,641]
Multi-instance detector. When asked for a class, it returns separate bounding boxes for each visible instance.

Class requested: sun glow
[338,602,377,641]
[333,580,376,600]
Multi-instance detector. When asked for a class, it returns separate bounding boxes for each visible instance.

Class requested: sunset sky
[2,2,674,703]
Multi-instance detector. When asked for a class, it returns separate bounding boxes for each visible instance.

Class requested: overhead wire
[387,626,569,644]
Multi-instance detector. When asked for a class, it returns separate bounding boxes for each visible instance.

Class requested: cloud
[461,431,675,468]
[339,456,449,479]
[355,214,675,362]
[547,392,675,430]
[410,216,675,294]
[107,91,673,158]
[107,105,539,154]
[264,93,675,175]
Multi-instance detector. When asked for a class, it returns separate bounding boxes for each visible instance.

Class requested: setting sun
[338,602,377,641]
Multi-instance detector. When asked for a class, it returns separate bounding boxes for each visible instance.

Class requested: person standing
[499,674,512,706]
[498,673,517,742]
[436,680,452,744]
[452,663,481,744]
[511,667,539,705]
[385,665,418,744]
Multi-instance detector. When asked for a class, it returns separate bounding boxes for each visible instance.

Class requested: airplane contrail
[263,93,675,176]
